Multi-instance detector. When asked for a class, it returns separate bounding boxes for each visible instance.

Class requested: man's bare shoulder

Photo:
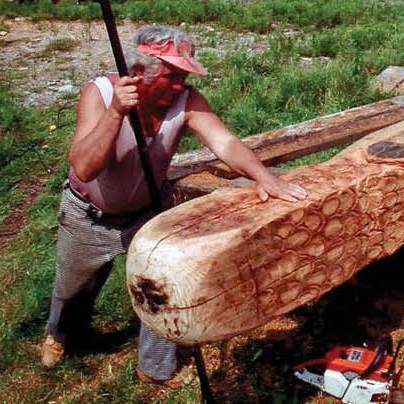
[80,81,99,97]
[185,86,211,113]
[79,74,117,101]
[77,82,105,116]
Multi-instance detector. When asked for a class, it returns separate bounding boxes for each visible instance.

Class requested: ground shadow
[15,297,52,340]
[209,246,404,403]
[67,315,141,357]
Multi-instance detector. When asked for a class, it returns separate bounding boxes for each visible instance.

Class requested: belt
[64,181,152,221]
[67,183,90,204]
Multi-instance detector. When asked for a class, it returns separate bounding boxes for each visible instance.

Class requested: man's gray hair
[127,25,194,82]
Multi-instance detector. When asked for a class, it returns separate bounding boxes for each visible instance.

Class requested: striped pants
[46,185,177,380]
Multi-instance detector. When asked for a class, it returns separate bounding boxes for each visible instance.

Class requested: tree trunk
[127,120,404,345]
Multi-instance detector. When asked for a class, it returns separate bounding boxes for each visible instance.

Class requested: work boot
[136,365,195,389]
[41,335,65,368]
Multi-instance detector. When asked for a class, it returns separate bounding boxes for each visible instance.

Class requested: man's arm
[69,76,139,182]
[185,89,307,202]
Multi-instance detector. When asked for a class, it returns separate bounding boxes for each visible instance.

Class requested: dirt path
[0,18,269,107]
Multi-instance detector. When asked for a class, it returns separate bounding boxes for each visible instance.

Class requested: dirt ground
[0,18,269,107]
[2,18,156,106]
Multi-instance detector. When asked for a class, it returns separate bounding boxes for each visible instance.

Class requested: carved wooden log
[127,120,404,345]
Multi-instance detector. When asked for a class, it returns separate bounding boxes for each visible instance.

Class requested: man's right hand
[70,75,142,182]
[110,76,141,116]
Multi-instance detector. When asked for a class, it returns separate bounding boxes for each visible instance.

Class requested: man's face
[139,62,189,108]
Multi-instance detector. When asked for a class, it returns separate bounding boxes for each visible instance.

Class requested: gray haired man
[41,25,306,386]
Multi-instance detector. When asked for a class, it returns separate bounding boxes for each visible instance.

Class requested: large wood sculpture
[126,120,404,345]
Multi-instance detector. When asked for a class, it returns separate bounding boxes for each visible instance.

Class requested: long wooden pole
[96,0,162,212]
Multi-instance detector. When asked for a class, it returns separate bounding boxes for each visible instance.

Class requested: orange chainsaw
[294,338,403,404]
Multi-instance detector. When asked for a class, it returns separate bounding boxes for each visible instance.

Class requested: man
[41,25,306,386]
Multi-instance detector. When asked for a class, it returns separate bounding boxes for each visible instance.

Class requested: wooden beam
[173,168,284,203]
[169,96,404,181]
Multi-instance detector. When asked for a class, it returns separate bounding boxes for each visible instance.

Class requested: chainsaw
[294,338,403,404]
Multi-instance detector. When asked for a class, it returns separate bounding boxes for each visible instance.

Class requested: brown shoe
[41,335,65,368]
[136,365,195,389]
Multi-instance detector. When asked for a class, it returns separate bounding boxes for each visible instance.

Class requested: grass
[178,34,386,150]
[0,16,8,32]
[1,1,404,401]
[0,0,403,33]
[0,85,74,370]
[44,37,79,53]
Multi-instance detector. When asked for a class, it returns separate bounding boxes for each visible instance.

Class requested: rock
[284,29,301,36]
[300,57,313,66]
[58,84,75,93]
[300,56,331,67]
[374,66,404,94]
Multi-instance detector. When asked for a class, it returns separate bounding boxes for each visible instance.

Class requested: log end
[128,276,170,315]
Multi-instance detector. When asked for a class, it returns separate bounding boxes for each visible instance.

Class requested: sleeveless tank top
[69,76,189,214]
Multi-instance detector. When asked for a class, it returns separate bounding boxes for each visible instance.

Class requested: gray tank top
[69,76,189,214]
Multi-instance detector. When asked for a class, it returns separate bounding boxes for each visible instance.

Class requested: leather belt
[64,181,152,221]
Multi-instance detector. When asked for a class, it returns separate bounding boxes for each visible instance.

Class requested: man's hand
[110,76,141,116]
[256,175,307,202]
[185,89,308,203]
[70,75,142,182]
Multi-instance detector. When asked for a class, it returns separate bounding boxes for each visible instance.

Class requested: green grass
[0,0,403,33]
[0,86,74,372]
[0,16,9,31]
[0,83,74,226]
[179,40,384,151]
[44,37,79,53]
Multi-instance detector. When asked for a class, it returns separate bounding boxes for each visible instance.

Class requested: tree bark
[127,120,404,345]
[169,96,404,181]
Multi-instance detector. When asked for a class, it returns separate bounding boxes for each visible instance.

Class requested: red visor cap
[136,41,207,76]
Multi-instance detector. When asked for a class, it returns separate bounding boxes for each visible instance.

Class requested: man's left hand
[256,176,307,202]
